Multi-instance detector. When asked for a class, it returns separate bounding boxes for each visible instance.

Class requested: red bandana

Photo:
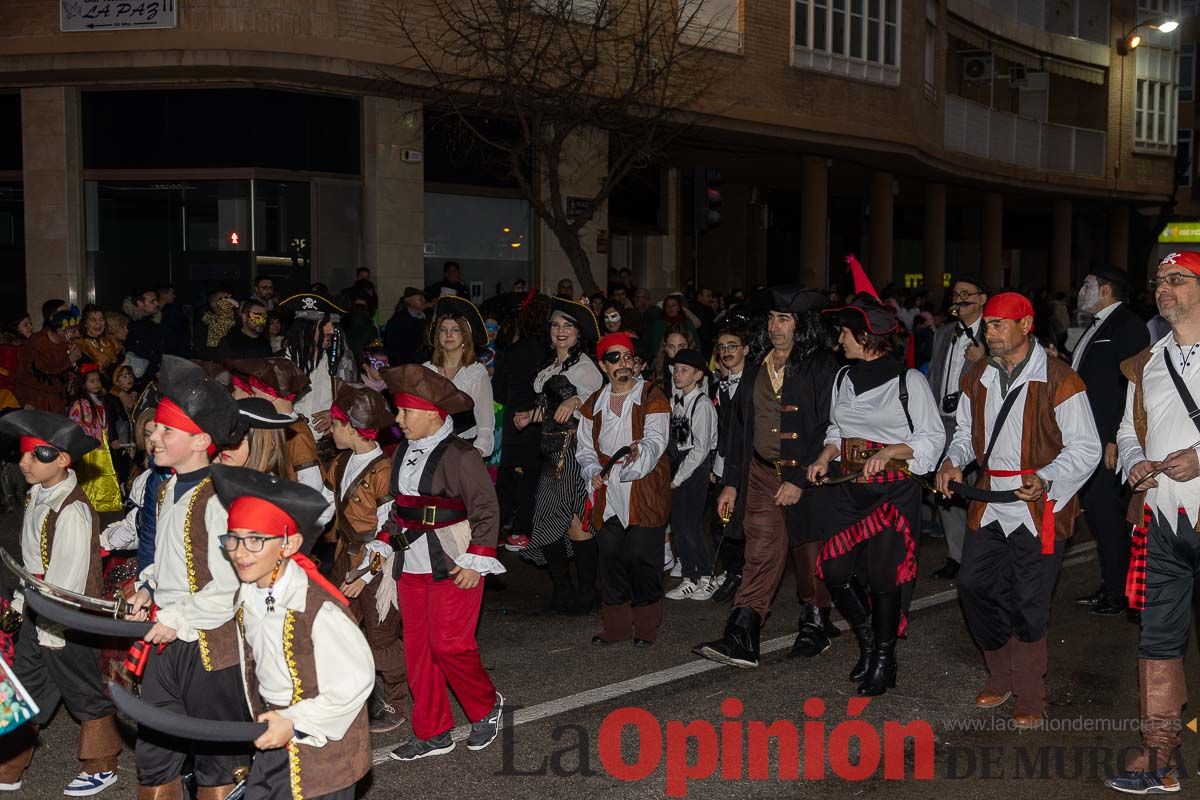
[1159,251,1200,275]
[19,436,52,454]
[231,375,295,402]
[155,397,202,435]
[982,292,1034,321]
[330,403,378,440]
[393,393,448,420]
[596,332,635,362]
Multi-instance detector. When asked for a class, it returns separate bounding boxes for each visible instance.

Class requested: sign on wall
[61,1,177,32]
[1159,222,1200,244]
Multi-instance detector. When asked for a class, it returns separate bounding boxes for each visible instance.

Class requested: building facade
[0,0,1181,320]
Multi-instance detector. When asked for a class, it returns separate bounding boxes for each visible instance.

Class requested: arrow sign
[62,1,178,32]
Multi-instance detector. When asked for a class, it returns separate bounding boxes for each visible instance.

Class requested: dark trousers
[246,745,356,800]
[671,461,713,580]
[498,461,539,535]
[12,614,113,726]
[596,518,665,607]
[1140,510,1200,659]
[1082,463,1130,597]
[136,639,252,787]
[958,522,1064,651]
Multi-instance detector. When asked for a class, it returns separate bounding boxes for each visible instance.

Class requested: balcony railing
[962,0,1109,45]
[944,94,1107,177]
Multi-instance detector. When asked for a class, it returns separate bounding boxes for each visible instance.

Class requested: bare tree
[385,0,734,294]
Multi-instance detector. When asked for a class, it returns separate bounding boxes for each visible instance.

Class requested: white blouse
[423,360,495,459]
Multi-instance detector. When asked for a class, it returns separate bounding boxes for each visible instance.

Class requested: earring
[265,556,284,614]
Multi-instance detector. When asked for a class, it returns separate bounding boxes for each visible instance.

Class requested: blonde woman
[217,397,297,480]
[422,295,495,459]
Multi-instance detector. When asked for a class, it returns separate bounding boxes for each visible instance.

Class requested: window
[794,0,900,70]
[1139,0,1177,13]
[1177,128,1194,186]
[1136,43,1179,151]
[1181,44,1195,103]
[923,0,936,97]
[680,0,741,52]
[1184,0,1199,17]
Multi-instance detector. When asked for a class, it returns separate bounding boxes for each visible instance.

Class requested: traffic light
[694,166,722,232]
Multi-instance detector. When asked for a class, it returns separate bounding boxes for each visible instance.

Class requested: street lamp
[1117,18,1179,56]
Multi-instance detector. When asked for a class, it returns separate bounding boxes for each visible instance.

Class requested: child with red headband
[380,365,505,762]
[0,410,121,796]
[125,356,253,800]
[321,382,406,734]
[211,465,373,800]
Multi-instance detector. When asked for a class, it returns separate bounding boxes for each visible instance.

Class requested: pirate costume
[279,294,358,442]
[694,286,839,669]
[816,298,945,697]
[0,411,122,796]
[133,356,253,800]
[320,382,407,734]
[381,365,505,761]
[527,298,603,613]
[943,293,1099,727]
[1107,251,1200,794]
[211,466,373,800]
[424,295,497,459]
[577,333,672,647]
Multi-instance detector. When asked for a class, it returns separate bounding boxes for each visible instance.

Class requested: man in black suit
[383,287,430,366]
[1066,265,1149,616]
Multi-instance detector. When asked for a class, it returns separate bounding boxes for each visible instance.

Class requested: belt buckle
[774,461,782,479]
[422,506,438,527]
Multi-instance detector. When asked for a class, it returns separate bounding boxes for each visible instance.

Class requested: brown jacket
[288,419,320,474]
[14,329,72,412]
[579,381,672,530]
[960,355,1086,541]
[324,450,391,574]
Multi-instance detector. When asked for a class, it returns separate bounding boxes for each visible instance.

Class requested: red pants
[398,572,497,740]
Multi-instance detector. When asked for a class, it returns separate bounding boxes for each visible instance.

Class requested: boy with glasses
[0,411,121,796]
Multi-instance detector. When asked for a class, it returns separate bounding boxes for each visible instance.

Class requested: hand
[1129,459,1159,490]
[553,398,579,424]
[590,473,605,492]
[1104,442,1118,472]
[127,588,153,621]
[965,342,985,363]
[624,442,641,465]
[1160,448,1200,483]
[774,481,802,506]
[144,622,178,645]
[449,565,481,590]
[1045,342,1061,361]
[311,410,331,434]
[935,460,962,497]
[862,446,895,480]
[1014,473,1046,503]
[254,710,295,750]
[717,487,737,520]
[806,459,830,485]
[67,344,82,363]
[513,410,533,431]
[340,578,367,599]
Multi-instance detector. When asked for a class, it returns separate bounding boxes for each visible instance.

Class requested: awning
[949,19,1106,86]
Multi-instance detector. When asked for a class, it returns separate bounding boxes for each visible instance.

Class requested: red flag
[845,254,881,302]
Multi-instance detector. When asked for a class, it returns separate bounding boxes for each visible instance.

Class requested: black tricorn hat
[210,464,329,553]
[749,285,828,315]
[158,355,246,449]
[236,397,298,430]
[333,383,394,431]
[0,410,98,464]
[279,292,346,322]
[428,295,489,351]
[547,297,601,344]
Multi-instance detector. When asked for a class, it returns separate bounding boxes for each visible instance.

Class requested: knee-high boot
[857,590,900,697]
[828,581,873,682]
[570,537,599,614]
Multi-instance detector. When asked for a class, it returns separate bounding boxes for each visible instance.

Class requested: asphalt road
[0,509,1182,799]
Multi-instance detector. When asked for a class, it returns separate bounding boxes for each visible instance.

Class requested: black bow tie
[674,394,686,405]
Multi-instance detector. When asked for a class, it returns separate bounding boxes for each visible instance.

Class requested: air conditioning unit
[963,54,993,83]
[1009,64,1026,86]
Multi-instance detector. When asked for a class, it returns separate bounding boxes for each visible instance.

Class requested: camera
[942,392,961,415]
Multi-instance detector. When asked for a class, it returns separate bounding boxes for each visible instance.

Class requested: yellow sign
[903,273,952,289]
[1188,718,1197,733]
[1159,222,1200,243]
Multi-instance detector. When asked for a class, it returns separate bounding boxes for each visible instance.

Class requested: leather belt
[841,438,906,473]
[392,495,468,530]
[754,452,800,478]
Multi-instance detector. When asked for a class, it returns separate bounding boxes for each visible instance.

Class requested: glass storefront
[423,192,532,300]
[0,184,24,320]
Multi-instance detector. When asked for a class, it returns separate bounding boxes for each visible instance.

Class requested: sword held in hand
[1,549,129,619]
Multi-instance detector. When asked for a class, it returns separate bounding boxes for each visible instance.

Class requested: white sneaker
[0,781,21,792]
[63,771,118,797]
[670,560,683,578]
[666,578,698,600]
[690,576,717,601]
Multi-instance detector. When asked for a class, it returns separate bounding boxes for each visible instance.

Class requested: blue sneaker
[63,771,118,797]
[1105,768,1180,794]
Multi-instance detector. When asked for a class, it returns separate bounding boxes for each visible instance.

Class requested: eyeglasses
[950,290,982,301]
[218,533,274,553]
[602,351,634,364]
[1149,273,1200,290]
[716,344,744,353]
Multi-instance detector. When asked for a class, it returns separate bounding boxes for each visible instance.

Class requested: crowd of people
[0,249,1194,797]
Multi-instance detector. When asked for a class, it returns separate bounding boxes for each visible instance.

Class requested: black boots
[541,539,576,614]
[828,582,874,681]
[789,604,835,657]
[693,607,761,668]
[857,590,901,697]
[711,571,742,603]
[570,537,599,614]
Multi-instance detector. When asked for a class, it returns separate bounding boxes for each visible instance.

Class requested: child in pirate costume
[226,358,323,494]
[0,411,122,796]
[126,356,252,800]
[321,382,406,734]
[380,365,506,762]
[211,465,373,800]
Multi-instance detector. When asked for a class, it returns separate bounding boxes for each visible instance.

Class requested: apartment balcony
[944,94,1107,178]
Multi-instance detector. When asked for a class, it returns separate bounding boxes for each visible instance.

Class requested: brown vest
[961,356,1085,540]
[752,365,782,462]
[288,420,320,474]
[1120,346,1169,527]
[327,451,391,574]
[579,382,672,530]
[158,479,240,671]
[37,484,103,597]
[237,580,371,799]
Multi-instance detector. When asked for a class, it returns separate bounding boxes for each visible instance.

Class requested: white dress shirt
[394,417,505,576]
[138,476,241,639]
[946,342,1101,535]
[1117,333,1200,527]
[18,471,94,647]
[575,379,670,527]
[824,367,945,474]
[1071,301,1122,370]
[940,318,983,417]
[670,384,718,487]
[100,469,150,552]
[424,361,495,459]
[237,561,374,747]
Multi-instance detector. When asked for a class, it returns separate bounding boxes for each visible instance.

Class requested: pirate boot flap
[632,600,664,647]
[78,714,122,774]
[592,602,633,645]
[976,638,1015,709]
[1010,637,1049,724]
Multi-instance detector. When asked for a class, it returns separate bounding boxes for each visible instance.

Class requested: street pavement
[0,507,1185,799]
